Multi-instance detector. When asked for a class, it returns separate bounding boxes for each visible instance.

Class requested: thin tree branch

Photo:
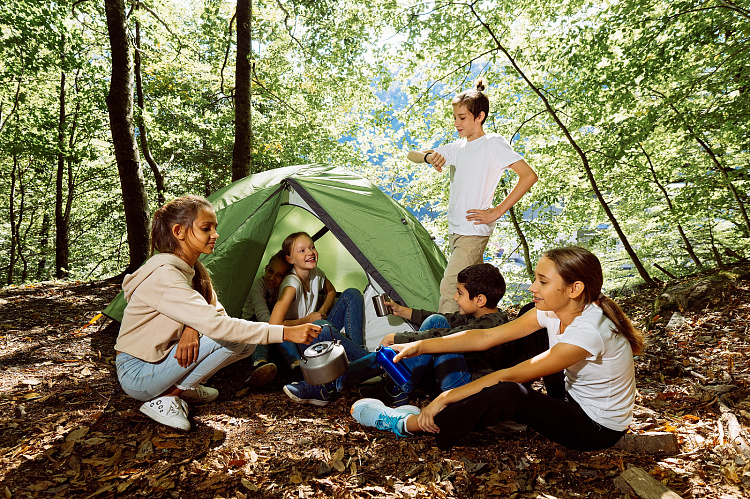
[221,13,236,95]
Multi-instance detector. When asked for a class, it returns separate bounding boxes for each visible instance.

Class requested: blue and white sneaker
[283,381,334,406]
[350,398,421,437]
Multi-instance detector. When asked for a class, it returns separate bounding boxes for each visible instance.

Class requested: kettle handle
[296,323,336,359]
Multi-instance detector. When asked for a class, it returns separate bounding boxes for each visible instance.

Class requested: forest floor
[0,267,749,499]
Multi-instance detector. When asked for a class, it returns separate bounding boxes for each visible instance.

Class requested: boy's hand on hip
[283,323,321,344]
[466,207,502,225]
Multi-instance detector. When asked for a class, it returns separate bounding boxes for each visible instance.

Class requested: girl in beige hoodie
[115,195,320,431]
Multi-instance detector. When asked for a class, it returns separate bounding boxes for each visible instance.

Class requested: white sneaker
[181,385,219,404]
[140,396,190,431]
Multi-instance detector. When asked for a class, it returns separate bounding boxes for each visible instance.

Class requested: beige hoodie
[115,253,284,362]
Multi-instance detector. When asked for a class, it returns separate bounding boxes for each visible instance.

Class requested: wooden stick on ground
[616,466,683,499]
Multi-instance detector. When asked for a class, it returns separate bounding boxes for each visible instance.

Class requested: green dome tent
[103,164,447,348]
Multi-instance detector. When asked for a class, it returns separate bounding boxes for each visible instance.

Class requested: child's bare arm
[407,150,446,173]
[270,286,308,326]
[466,159,538,225]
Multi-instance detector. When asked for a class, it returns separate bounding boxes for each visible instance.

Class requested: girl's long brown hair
[544,246,645,355]
[150,195,215,303]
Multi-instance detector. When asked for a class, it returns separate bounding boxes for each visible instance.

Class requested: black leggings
[433,382,625,451]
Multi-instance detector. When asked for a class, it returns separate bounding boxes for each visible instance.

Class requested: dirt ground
[0,270,749,498]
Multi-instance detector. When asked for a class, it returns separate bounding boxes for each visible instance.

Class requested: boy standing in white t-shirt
[408,78,538,313]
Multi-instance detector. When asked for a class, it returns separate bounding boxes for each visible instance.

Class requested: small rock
[666,312,685,330]
[317,461,331,475]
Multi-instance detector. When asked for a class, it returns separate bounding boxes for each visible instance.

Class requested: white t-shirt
[434,134,523,237]
[537,304,635,431]
[278,267,327,321]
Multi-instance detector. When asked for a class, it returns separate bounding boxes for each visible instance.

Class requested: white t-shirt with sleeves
[434,133,523,237]
[279,267,327,321]
[536,304,636,431]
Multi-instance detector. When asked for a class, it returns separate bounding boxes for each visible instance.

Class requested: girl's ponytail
[474,77,487,92]
[193,260,214,304]
[597,295,644,355]
[544,246,645,355]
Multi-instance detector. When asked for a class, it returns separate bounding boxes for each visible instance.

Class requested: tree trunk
[663,99,750,236]
[105,0,150,273]
[231,0,251,181]
[37,212,49,279]
[55,37,69,279]
[639,144,703,269]
[135,15,166,205]
[8,154,18,285]
[505,193,534,280]
[708,223,726,269]
[468,4,657,287]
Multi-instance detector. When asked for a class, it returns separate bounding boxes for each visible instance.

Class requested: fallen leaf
[212,430,225,443]
[65,427,90,442]
[152,437,181,450]
[26,481,54,492]
[240,478,259,491]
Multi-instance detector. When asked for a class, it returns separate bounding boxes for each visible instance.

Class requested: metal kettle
[299,340,349,386]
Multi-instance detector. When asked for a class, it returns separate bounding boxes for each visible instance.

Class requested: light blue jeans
[116,336,254,401]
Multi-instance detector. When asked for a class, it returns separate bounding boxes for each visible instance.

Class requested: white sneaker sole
[140,402,191,431]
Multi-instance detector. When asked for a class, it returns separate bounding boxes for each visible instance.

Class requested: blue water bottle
[375,345,412,389]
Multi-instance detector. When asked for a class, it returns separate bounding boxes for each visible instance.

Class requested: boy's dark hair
[452,77,489,124]
[457,263,505,307]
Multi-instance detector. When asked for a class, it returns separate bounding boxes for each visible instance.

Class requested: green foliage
[363,0,749,295]
[1,0,748,290]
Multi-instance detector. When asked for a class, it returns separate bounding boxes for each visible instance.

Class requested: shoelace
[375,413,404,437]
[165,398,184,416]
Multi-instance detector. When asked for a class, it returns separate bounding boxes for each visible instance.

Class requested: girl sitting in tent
[269,231,365,369]
[241,250,293,387]
[115,196,320,431]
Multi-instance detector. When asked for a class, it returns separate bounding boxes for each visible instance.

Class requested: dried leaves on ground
[1,267,749,498]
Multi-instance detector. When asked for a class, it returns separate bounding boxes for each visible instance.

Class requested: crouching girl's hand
[417,393,448,433]
[391,341,422,362]
[175,326,201,367]
[283,323,321,344]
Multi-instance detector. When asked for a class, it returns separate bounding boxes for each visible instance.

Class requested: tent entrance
[251,187,370,294]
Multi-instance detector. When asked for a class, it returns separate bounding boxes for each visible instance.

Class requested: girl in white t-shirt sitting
[352,246,644,451]
[270,232,365,368]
